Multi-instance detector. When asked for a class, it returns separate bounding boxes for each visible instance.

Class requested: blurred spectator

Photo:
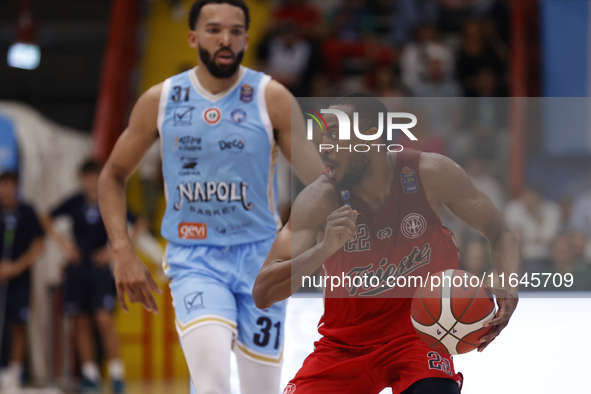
[323,0,393,83]
[257,22,315,96]
[569,187,591,240]
[390,0,439,48]
[456,19,507,96]
[368,65,406,100]
[326,0,374,42]
[505,185,561,274]
[397,110,447,155]
[465,156,505,211]
[557,196,573,234]
[551,233,591,291]
[480,0,511,45]
[434,0,498,35]
[367,0,396,44]
[270,0,322,40]
[400,24,455,93]
[42,160,146,393]
[309,73,331,97]
[570,231,590,262]
[472,67,504,96]
[408,57,461,97]
[459,101,507,171]
[0,172,44,389]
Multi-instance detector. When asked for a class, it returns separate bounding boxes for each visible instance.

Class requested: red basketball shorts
[284,333,462,394]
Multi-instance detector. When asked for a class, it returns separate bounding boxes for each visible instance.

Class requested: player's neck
[194,66,241,95]
[351,153,396,214]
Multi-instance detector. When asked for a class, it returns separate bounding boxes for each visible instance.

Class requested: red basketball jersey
[319,149,460,347]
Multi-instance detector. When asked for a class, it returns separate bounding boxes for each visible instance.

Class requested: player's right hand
[320,205,358,255]
[113,247,162,314]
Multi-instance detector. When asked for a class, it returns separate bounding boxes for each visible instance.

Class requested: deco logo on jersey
[178,222,207,240]
[401,213,427,239]
[173,106,195,126]
[184,291,205,313]
[218,133,245,153]
[203,107,222,126]
[231,109,247,124]
[401,167,419,194]
[240,83,254,103]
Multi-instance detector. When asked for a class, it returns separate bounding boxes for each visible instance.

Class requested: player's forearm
[253,243,332,309]
[13,238,44,274]
[290,142,324,186]
[97,168,133,252]
[490,228,522,295]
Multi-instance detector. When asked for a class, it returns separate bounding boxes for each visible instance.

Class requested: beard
[198,45,244,79]
[336,153,370,191]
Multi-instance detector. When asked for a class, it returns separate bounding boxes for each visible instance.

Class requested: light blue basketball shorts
[164,237,286,365]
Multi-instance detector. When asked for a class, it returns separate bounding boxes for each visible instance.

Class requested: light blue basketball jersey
[157,66,282,246]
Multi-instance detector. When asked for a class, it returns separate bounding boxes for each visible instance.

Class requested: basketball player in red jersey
[253,94,521,393]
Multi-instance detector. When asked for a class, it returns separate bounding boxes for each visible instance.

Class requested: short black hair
[188,0,250,31]
[0,171,18,184]
[330,93,389,143]
[79,159,103,176]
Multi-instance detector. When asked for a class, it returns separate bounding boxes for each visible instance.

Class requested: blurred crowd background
[0,0,590,389]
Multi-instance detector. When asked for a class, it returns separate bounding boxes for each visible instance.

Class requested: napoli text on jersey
[157,66,281,246]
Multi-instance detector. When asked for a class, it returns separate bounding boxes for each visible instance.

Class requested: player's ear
[188,30,198,49]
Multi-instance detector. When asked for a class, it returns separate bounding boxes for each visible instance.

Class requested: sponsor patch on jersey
[283,383,296,394]
[175,135,201,152]
[184,291,205,313]
[218,133,245,153]
[401,213,427,239]
[231,108,247,124]
[377,227,393,239]
[203,107,222,126]
[240,83,254,103]
[178,222,207,240]
[173,106,195,126]
[401,166,419,194]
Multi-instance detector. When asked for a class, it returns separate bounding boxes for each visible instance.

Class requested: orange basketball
[410,269,496,355]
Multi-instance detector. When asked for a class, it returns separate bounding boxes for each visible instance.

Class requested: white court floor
[8,295,590,394]
[264,295,590,394]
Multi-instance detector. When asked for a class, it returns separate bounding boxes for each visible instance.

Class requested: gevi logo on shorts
[303,107,417,152]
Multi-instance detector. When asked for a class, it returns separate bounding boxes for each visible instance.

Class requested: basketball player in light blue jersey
[97,1,323,393]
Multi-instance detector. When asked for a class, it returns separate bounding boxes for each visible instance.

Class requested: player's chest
[164,101,270,162]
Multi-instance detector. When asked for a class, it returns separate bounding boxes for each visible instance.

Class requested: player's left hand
[0,260,19,282]
[91,246,113,267]
[477,286,518,352]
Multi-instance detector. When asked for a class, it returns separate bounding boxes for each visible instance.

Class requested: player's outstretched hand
[320,205,359,256]
[113,247,162,314]
[477,286,518,352]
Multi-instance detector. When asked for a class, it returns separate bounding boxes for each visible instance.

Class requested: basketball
[411,269,496,355]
